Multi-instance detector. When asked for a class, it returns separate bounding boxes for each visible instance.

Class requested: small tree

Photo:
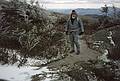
[99,4,109,28]
[101,4,109,17]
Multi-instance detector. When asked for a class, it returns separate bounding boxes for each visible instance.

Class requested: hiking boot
[69,50,75,53]
[76,51,80,55]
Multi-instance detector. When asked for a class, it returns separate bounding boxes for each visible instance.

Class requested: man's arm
[65,20,69,31]
[65,20,69,35]
[79,18,84,33]
[78,18,84,35]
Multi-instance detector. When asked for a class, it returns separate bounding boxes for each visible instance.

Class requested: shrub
[0,0,68,65]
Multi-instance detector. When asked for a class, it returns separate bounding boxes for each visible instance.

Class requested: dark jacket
[65,18,84,34]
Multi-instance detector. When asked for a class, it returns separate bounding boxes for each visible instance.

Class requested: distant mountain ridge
[48,7,120,15]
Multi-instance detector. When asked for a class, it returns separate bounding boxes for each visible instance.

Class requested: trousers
[69,31,80,52]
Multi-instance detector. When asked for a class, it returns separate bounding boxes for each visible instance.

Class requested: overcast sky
[29,0,120,9]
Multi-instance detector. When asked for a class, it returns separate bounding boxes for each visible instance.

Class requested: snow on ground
[107,31,115,46]
[0,49,58,81]
[0,58,57,81]
[98,49,110,62]
[0,64,52,81]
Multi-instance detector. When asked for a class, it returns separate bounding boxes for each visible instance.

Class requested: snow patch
[107,31,115,46]
[0,64,55,81]
[98,50,110,62]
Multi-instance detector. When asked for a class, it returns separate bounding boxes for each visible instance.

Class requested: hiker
[65,10,84,55]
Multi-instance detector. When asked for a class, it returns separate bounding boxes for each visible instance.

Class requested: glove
[79,32,84,35]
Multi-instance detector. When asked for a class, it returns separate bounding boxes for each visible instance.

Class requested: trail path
[49,37,101,69]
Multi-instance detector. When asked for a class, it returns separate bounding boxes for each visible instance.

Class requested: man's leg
[69,33,75,53]
[74,34,80,55]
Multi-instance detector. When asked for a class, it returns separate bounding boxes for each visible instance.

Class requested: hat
[72,10,76,13]
[71,10,77,15]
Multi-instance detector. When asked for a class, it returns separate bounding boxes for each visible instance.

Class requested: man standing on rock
[65,10,84,55]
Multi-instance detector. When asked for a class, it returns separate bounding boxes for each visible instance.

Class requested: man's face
[72,14,77,19]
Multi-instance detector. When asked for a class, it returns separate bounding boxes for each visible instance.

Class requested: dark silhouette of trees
[101,4,109,17]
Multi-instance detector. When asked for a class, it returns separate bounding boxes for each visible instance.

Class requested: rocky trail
[48,37,101,69]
